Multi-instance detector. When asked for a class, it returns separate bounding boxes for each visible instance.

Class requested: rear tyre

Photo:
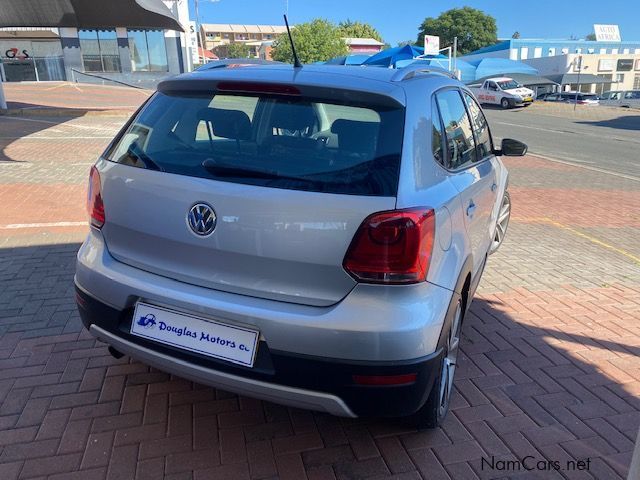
[411,299,463,429]
[501,98,511,109]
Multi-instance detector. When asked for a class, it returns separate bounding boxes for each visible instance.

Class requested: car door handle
[491,183,498,192]
[466,201,476,217]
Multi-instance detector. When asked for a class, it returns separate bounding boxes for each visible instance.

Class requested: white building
[0,0,195,87]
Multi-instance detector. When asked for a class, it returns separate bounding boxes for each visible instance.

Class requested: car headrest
[269,102,317,131]
[330,120,379,153]
[197,108,251,141]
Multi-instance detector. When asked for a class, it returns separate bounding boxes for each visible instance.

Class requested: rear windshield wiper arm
[127,142,163,171]
[201,159,319,184]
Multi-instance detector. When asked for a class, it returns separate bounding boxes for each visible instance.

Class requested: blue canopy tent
[325,54,372,66]
[466,58,538,81]
[362,44,425,68]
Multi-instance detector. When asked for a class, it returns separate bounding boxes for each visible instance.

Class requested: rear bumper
[76,285,445,417]
[89,323,357,417]
[75,229,454,362]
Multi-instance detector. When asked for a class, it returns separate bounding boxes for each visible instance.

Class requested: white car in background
[468,77,535,109]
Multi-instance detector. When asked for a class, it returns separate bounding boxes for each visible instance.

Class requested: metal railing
[70,68,145,89]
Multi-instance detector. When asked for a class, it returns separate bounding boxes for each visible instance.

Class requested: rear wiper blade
[201,159,318,184]
[127,142,163,171]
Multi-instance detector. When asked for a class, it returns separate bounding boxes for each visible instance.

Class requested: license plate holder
[131,302,259,367]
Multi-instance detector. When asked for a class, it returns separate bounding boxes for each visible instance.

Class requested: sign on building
[598,59,615,71]
[593,24,621,42]
[188,21,199,66]
[617,59,633,71]
[424,35,440,55]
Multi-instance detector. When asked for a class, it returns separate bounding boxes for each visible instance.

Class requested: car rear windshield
[107,91,405,196]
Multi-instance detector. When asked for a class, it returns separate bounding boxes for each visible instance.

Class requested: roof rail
[390,64,457,82]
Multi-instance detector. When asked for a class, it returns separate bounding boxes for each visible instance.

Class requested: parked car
[599,90,640,109]
[75,63,526,427]
[468,77,535,108]
[540,92,565,102]
[541,92,599,105]
[536,92,558,101]
[567,92,600,105]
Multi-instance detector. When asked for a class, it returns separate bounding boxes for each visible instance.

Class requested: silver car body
[76,64,508,417]
[599,90,640,109]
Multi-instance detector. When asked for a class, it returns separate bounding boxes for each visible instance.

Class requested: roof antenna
[283,14,302,68]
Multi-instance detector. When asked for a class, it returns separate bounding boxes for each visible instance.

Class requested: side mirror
[496,138,528,156]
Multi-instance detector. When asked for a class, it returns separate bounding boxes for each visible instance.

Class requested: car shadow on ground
[576,115,640,131]
[0,241,636,478]
[0,108,96,163]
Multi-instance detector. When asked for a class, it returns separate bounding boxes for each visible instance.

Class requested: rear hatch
[98,77,405,307]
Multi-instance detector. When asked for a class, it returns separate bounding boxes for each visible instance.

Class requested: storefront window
[0,38,66,82]
[128,29,168,72]
[79,29,121,72]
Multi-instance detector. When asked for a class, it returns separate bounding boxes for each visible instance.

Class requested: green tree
[271,19,348,64]
[397,40,415,47]
[586,33,597,41]
[417,7,497,55]
[512,31,521,39]
[224,43,251,58]
[338,20,383,42]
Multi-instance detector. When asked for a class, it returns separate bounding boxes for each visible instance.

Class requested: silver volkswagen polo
[75,63,525,427]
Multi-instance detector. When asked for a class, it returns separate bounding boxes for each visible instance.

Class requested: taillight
[87,166,105,228]
[343,208,435,284]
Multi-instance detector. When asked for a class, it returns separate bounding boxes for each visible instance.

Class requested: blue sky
[190,0,637,46]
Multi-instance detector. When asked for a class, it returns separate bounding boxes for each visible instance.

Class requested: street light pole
[0,59,6,109]
[574,55,582,111]
[0,82,6,110]
[194,0,206,65]
[453,36,457,74]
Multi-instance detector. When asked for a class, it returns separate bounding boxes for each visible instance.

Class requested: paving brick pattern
[0,85,639,479]
[2,82,150,112]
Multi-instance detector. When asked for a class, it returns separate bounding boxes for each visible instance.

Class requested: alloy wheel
[491,193,511,252]
[438,301,462,417]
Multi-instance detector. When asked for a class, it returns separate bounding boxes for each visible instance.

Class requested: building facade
[462,38,640,63]
[0,0,195,88]
[0,28,65,82]
[201,24,286,58]
[525,53,640,93]
[463,38,640,94]
[343,38,385,54]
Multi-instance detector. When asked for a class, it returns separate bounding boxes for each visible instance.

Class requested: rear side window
[108,91,404,196]
[463,92,493,160]
[430,97,445,166]
[435,89,477,169]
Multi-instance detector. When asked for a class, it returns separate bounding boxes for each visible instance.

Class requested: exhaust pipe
[108,346,124,359]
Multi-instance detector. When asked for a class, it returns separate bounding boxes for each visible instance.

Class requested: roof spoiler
[157,79,405,108]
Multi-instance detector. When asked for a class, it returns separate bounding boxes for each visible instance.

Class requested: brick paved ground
[2,82,151,112]
[1,85,639,479]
